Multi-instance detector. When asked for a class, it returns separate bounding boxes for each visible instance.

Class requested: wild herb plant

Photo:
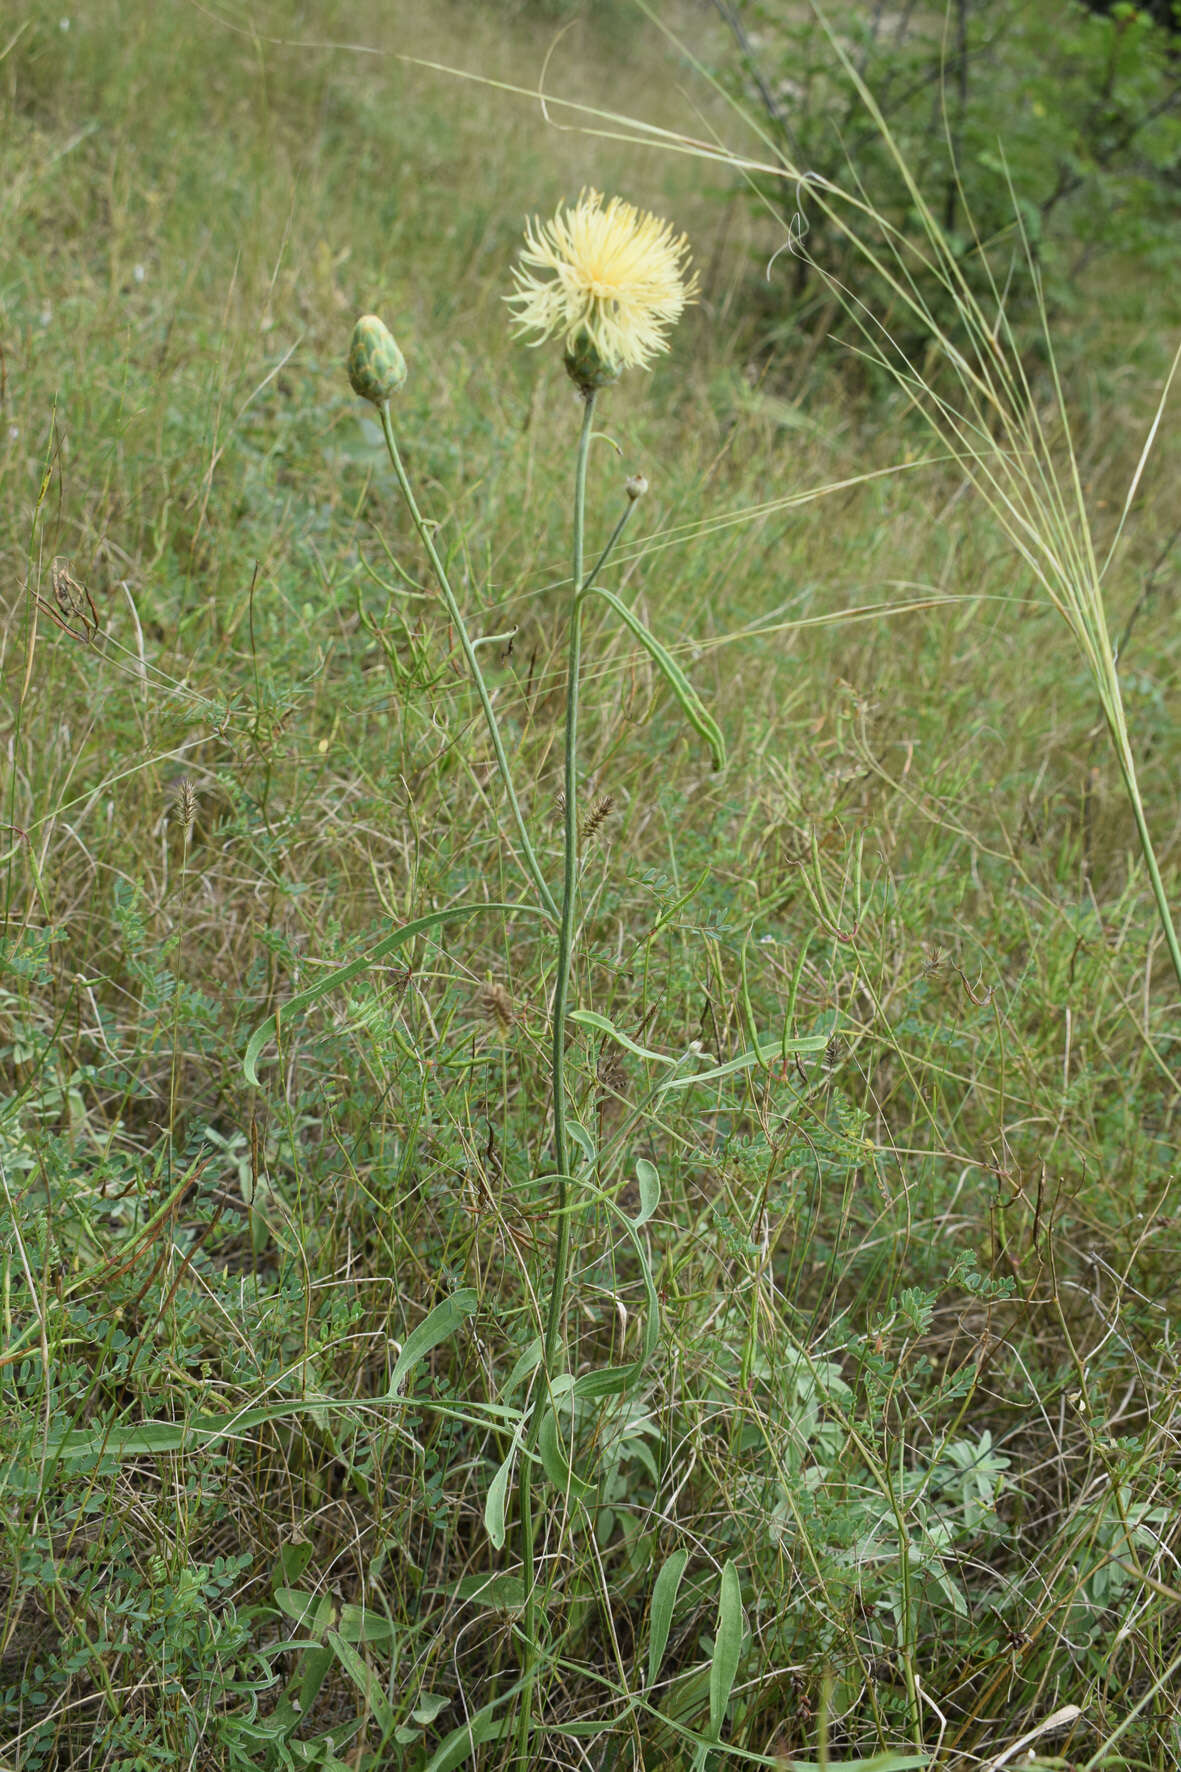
[246,191,833,1769]
[2,5,1179,1768]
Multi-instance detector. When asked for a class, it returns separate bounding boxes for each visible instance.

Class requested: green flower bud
[563,331,622,397]
[347,314,407,404]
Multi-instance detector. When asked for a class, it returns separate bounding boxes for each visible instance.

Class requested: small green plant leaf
[412,1693,450,1726]
[562,1174,663,1366]
[299,1641,337,1717]
[328,1628,396,1735]
[647,1547,689,1689]
[708,1560,744,1740]
[570,1007,677,1066]
[539,1401,595,1504]
[801,1760,929,1772]
[484,1431,519,1551]
[243,902,542,1085]
[571,1364,643,1401]
[46,1394,423,1463]
[422,1703,514,1772]
[658,1030,828,1093]
[338,1604,397,1646]
[274,1540,314,1587]
[388,1289,478,1397]
[634,1157,660,1225]
[501,1338,541,1399]
[453,1573,526,1611]
[567,1118,597,1169]
[275,1587,334,1636]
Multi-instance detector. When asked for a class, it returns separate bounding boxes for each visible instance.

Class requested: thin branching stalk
[377,402,558,923]
[581,491,638,595]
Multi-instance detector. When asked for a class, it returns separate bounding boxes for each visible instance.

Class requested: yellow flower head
[507,189,697,385]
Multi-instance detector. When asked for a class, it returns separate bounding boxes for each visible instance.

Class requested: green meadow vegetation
[2,1,1179,1768]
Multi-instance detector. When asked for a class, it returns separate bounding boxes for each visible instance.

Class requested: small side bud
[347,314,407,404]
[625,473,648,502]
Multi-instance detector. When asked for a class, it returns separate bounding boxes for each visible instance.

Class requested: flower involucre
[507,189,697,381]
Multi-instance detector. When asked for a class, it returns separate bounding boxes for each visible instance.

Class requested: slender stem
[551,390,598,1260]
[579,492,638,603]
[515,389,598,1770]
[1111,724,1181,996]
[377,402,558,923]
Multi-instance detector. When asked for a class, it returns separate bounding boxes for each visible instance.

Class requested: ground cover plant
[1,2,1179,1769]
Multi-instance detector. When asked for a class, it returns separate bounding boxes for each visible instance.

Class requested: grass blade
[589,585,725,769]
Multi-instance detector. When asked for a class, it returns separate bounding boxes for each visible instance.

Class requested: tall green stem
[515,389,598,1770]
[377,402,558,923]
[549,390,597,1297]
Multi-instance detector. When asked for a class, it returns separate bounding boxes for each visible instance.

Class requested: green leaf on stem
[658,1030,828,1093]
[708,1560,745,1741]
[647,1547,689,1690]
[388,1289,478,1398]
[587,586,725,769]
[484,1427,522,1551]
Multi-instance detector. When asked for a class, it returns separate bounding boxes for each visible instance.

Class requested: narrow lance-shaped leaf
[328,1628,397,1736]
[422,1702,515,1772]
[388,1290,478,1398]
[588,585,725,770]
[538,1394,594,1506]
[647,1547,689,1690]
[484,1425,523,1552]
[569,1007,677,1067]
[657,1030,828,1093]
[708,1560,744,1741]
[633,1157,660,1227]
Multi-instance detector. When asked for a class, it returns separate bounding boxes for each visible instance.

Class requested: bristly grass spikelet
[580,792,615,845]
[477,981,514,1032]
[174,777,198,835]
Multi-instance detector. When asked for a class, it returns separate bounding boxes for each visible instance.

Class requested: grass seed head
[580,793,615,844]
[478,982,514,1032]
[174,777,198,833]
